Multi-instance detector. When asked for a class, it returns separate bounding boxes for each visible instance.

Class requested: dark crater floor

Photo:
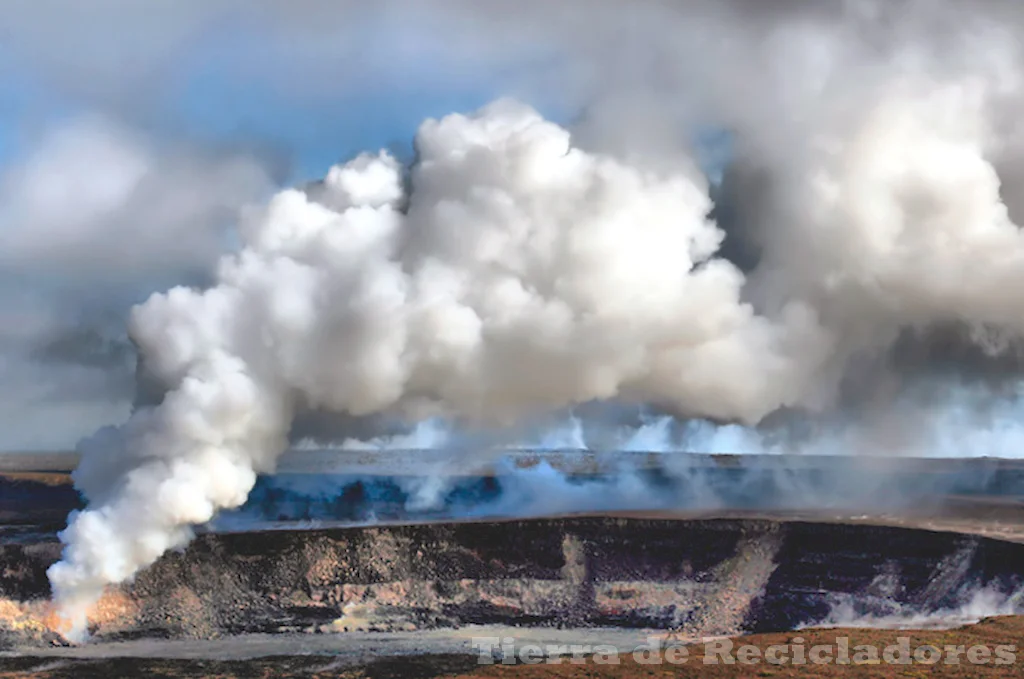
[3,516,1024,650]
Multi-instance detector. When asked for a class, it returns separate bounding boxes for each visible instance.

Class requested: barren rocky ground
[2,461,1023,676]
[4,513,1024,646]
[2,617,1022,678]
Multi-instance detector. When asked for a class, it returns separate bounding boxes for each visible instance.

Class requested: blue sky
[0,27,525,184]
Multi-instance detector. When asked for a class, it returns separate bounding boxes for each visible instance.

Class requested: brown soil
[0,473,71,487]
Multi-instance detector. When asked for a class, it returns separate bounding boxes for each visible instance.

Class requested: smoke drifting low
[44,0,1024,640]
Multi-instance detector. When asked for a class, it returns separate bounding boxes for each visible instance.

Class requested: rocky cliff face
[3,518,1023,649]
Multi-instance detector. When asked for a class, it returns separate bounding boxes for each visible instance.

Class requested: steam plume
[50,101,829,637]
[46,0,1024,640]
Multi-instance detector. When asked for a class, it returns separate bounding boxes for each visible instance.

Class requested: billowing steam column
[47,100,831,640]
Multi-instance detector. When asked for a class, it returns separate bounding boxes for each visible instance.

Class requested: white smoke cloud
[50,100,832,637]
[40,0,1024,641]
[0,117,270,450]
[813,585,1024,631]
[747,76,1024,345]
[0,116,269,281]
